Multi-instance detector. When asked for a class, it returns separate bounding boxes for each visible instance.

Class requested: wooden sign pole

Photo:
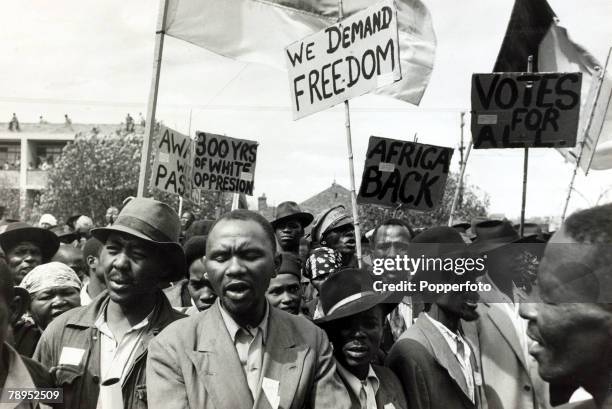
[338,0,363,268]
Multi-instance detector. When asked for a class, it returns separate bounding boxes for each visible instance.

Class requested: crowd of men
[0,197,609,409]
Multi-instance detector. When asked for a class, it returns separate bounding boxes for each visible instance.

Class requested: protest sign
[471,72,582,148]
[357,136,453,210]
[192,132,258,195]
[149,125,193,198]
[285,0,401,120]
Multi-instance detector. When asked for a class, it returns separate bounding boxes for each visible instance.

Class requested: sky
[1,0,611,221]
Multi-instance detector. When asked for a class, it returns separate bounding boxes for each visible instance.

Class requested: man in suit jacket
[386,227,487,409]
[469,220,551,409]
[147,210,350,409]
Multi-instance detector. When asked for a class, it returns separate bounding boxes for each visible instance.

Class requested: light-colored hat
[19,262,82,294]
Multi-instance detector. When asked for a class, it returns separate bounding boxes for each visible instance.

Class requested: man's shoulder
[387,324,433,362]
[270,307,324,339]
[154,307,214,345]
[43,304,94,335]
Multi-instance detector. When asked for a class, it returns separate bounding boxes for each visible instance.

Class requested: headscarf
[303,247,343,280]
[19,262,82,294]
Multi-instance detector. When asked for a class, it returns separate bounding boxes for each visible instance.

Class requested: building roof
[300,182,352,216]
[0,122,130,140]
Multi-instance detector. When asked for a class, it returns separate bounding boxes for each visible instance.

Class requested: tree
[359,173,489,233]
[39,131,228,225]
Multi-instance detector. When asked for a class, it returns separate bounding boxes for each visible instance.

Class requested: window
[0,143,21,169]
[36,143,65,169]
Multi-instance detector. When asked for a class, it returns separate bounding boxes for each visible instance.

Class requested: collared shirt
[94,301,154,409]
[387,296,413,339]
[0,344,51,409]
[336,362,379,409]
[425,313,475,402]
[312,300,325,320]
[80,282,92,306]
[219,300,270,400]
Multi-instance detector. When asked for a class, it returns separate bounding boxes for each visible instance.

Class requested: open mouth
[224,281,252,300]
[344,343,369,359]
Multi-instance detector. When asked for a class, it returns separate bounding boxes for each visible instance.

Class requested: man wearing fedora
[33,198,186,409]
[386,227,487,409]
[519,203,612,409]
[0,222,60,286]
[266,252,303,315]
[147,209,350,409]
[316,267,408,409]
[469,220,551,409]
[271,201,313,256]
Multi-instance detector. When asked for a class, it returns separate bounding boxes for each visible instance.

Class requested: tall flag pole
[137,0,170,197]
[519,55,534,238]
[338,0,362,268]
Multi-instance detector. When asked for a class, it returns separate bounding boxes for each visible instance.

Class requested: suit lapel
[188,304,254,409]
[486,303,528,369]
[416,316,472,401]
[255,308,308,409]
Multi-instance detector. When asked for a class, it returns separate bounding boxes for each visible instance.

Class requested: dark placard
[192,132,258,195]
[471,72,581,148]
[357,136,453,210]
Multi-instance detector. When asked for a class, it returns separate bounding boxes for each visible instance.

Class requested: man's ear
[86,255,97,268]
[272,253,281,278]
[10,288,30,325]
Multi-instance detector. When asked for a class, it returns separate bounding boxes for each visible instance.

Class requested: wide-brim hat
[0,222,60,261]
[91,197,185,281]
[468,220,543,255]
[271,202,314,229]
[315,267,392,325]
[409,227,486,291]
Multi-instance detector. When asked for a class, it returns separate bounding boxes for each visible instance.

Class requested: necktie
[456,336,465,360]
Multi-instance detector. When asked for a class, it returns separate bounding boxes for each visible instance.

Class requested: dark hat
[271,202,314,229]
[278,252,302,279]
[49,224,79,244]
[184,220,215,242]
[410,227,484,289]
[315,268,390,325]
[91,198,185,281]
[411,226,468,257]
[66,214,83,230]
[451,222,471,233]
[183,235,207,268]
[469,220,542,254]
[0,222,60,261]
